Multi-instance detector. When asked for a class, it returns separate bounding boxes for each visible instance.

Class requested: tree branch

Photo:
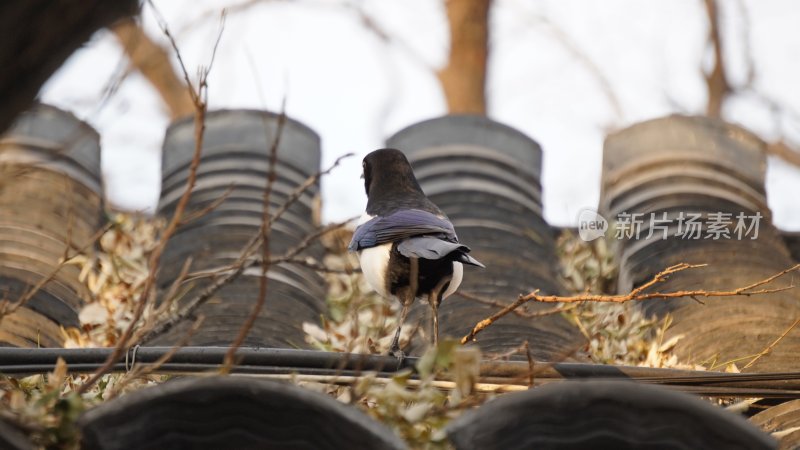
[223,102,287,369]
[743,316,800,370]
[77,5,226,395]
[437,0,491,114]
[456,291,578,318]
[461,263,800,344]
[135,147,352,346]
[703,0,730,118]
[111,18,195,120]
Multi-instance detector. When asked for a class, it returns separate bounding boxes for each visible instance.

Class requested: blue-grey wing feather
[349,209,457,251]
[396,237,463,260]
[397,236,485,267]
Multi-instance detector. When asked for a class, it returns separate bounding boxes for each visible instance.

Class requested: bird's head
[361,148,423,198]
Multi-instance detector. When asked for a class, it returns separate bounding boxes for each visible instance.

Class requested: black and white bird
[348,148,484,358]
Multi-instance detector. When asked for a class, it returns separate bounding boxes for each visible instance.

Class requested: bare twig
[179,185,236,225]
[221,151,354,265]
[732,0,755,89]
[271,152,354,227]
[512,0,623,121]
[524,341,534,388]
[130,257,194,344]
[111,18,195,119]
[484,341,535,362]
[183,256,358,283]
[346,3,435,73]
[77,5,226,395]
[223,100,287,369]
[703,0,730,118]
[164,258,194,305]
[767,140,800,168]
[234,152,354,262]
[482,341,584,387]
[743,316,800,370]
[437,0,491,114]
[751,91,800,168]
[108,315,205,399]
[138,152,352,344]
[277,219,358,262]
[0,165,36,191]
[700,0,800,169]
[457,291,578,318]
[63,181,75,261]
[140,218,355,343]
[0,222,113,321]
[462,263,800,344]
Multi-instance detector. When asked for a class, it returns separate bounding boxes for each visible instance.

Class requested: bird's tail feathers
[397,237,485,268]
[454,252,485,268]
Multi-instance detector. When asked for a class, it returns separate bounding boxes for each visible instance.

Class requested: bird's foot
[389,346,406,366]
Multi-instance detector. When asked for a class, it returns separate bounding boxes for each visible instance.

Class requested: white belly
[357,234,464,301]
[357,243,392,298]
[443,262,463,299]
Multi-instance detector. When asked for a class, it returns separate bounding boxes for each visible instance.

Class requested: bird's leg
[428,275,451,348]
[390,257,419,360]
[429,292,439,347]
[408,256,419,299]
[390,296,412,359]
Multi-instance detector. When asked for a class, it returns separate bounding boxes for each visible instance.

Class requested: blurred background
[33,0,800,230]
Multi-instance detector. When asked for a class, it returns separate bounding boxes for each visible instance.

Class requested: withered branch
[462,263,800,344]
[743,316,800,370]
[223,101,287,369]
[456,291,578,318]
[78,5,226,395]
[137,148,353,344]
[0,222,113,322]
[111,18,195,119]
[703,0,730,118]
[437,0,491,114]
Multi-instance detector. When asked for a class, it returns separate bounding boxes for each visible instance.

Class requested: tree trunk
[437,0,491,115]
[703,0,729,118]
[112,19,194,120]
[0,1,139,133]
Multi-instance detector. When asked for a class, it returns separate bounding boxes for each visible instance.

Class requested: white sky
[39,0,800,230]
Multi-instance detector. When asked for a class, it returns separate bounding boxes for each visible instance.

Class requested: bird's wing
[396,236,462,260]
[397,237,485,267]
[348,209,457,251]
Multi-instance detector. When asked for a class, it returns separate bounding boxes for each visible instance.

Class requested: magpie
[348,148,485,358]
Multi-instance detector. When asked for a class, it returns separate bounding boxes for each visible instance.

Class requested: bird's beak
[360,173,364,179]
